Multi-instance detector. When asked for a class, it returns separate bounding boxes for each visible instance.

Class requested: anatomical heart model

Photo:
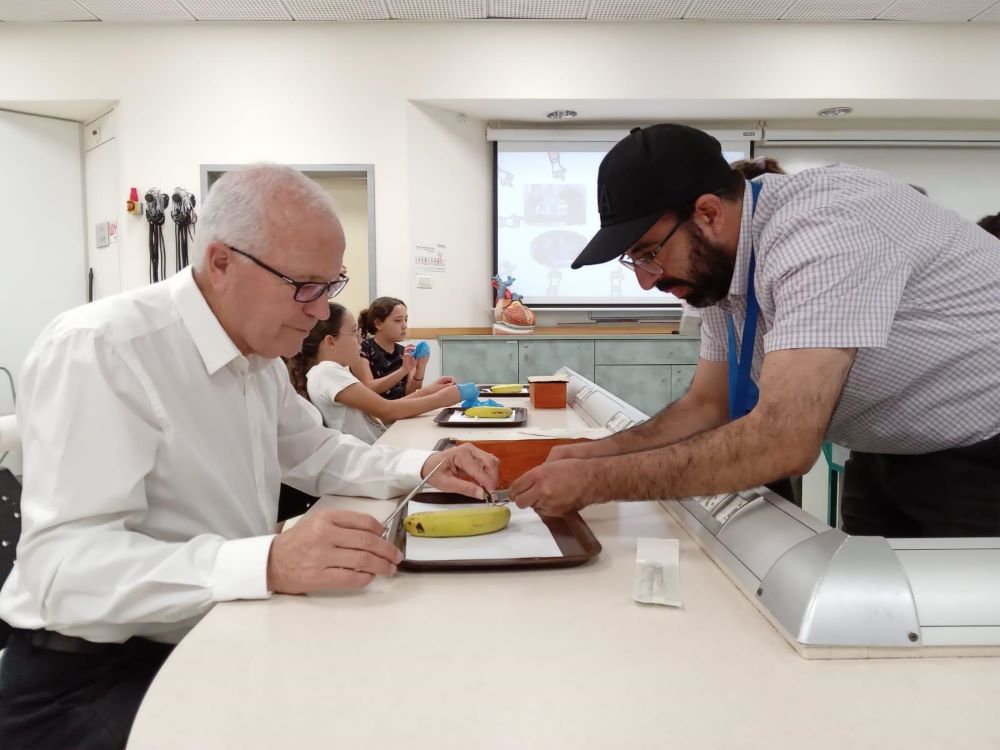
[491,274,536,335]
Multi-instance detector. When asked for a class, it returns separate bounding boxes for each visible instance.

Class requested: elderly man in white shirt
[0,165,498,750]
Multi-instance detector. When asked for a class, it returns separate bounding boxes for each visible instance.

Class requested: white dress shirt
[307,360,386,445]
[0,268,431,644]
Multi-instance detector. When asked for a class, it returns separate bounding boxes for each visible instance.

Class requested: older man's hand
[267,508,402,594]
[421,443,500,500]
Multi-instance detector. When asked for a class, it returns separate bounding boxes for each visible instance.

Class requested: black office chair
[0,367,19,649]
[0,468,21,650]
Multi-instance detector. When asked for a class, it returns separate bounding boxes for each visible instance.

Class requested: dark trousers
[841,432,1000,537]
[278,482,318,522]
[766,476,802,507]
[0,630,174,750]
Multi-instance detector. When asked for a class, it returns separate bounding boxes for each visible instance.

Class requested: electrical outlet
[95,222,109,248]
[416,275,433,289]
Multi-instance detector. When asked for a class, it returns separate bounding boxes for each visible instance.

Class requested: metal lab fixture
[557,367,1000,657]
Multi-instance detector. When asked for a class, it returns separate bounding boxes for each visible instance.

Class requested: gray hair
[191,164,340,269]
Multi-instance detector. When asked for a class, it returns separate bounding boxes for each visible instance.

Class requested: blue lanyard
[726,180,762,421]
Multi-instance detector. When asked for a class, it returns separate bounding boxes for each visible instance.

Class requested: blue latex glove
[461,397,503,409]
[458,382,479,402]
[413,341,431,360]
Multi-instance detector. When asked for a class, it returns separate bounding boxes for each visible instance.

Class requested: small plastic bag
[460,397,503,409]
[633,538,680,607]
[457,382,479,402]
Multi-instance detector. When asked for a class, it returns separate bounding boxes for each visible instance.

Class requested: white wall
[84,108,121,299]
[0,109,87,472]
[311,175,371,319]
[407,102,493,326]
[761,146,1000,222]
[4,21,1000,330]
[0,109,87,385]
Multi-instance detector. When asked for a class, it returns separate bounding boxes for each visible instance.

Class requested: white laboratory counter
[128,399,1000,750]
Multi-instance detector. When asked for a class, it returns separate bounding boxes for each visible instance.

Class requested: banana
[489,384,523,394]
[464,406,513,418]
[404,506,511,537]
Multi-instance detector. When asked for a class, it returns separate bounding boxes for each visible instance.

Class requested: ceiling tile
[284,0,390,19]
[181,0,292,20]
[587,0,688,20]
[686,0,795,20]
[490,0,586,18]
[971,0,1000,20]
[877,0,997,21]
[385,0,486,19]
[9,0,1000,23]
[0,0,97,21]
[77,0,193,21]
[782,0,895,20]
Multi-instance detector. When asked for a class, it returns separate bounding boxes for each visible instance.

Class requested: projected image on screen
[524,184,587,225]
[496,141,748,308]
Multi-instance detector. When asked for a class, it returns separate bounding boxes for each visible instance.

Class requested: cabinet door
[670,365,697,402]
[595,339,700,365]
[441,340,519,384]
[594,365,672,418]
[519,340,595,381]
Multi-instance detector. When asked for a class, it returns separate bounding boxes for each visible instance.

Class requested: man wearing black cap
[507,124,1000,538]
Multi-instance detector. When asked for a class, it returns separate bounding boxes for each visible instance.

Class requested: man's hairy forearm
[580,393,727,457]
[577,347,853,504]
[589,406,810,502]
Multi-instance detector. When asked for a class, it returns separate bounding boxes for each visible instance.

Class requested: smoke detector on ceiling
[546,110,578,120]
[817,106,854,118]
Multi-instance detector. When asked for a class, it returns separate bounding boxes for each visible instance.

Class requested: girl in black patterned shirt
[356,297,453,399]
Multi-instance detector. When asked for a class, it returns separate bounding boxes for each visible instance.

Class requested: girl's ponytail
[285,303,349,397]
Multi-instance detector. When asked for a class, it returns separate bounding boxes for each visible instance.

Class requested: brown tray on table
[433,406,528,427]
[393,491,602,571]
[433,436,593,488]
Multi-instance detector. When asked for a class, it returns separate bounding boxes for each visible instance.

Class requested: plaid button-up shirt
[699,165,1000,454]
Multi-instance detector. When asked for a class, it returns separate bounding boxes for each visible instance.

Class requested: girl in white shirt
[287,304,463,444]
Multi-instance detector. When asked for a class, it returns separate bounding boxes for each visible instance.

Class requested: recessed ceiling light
[546,110,578,120]
[817,106,854,118]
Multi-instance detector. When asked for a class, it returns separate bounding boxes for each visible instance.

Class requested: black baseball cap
[571,124,735,269]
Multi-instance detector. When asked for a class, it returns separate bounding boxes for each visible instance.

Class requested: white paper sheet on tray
[403,500,562,561]
[446,410,519,423]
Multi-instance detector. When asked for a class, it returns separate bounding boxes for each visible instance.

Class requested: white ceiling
[2,0,1000,22]
[0,99,115,121]
[426,98,1000,124]
[9,97,1000,125]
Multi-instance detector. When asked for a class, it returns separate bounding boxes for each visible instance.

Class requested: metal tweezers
[484,489,511,506]
[380,461,444,539]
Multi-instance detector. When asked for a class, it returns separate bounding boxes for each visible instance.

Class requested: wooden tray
[433,407,528,427]
[433,437,592,489]
[393,492,602,571]
[478,384,529,397]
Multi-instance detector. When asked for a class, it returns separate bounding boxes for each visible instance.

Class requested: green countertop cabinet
[440,334,700,417]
